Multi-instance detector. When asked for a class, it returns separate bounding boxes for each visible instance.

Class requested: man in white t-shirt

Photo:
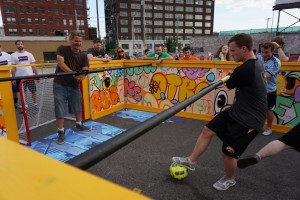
[11,40,37,108]
[0,45,11,67]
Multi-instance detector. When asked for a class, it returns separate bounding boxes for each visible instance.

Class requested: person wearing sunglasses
[113,47,131,60]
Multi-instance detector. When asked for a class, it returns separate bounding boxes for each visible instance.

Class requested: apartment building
[0,0,89,39]
[104,0,215,55]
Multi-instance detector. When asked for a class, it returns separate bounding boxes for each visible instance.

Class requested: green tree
[165,37,182,53]
[105,38,116,55]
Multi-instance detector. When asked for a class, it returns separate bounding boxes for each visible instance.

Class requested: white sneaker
[213,176,236,191]
[262,128,272,136]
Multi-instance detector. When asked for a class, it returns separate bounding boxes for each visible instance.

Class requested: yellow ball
[170,162,188,180]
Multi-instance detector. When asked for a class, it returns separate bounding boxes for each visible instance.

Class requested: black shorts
[267,91,277,110]
[206,109,258,159]
[16,80,37,93]
[278,123,300,152]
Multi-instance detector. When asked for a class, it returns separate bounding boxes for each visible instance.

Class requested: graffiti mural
[0,93,7,138]
[88,64,300,128]
[89,69,124,115]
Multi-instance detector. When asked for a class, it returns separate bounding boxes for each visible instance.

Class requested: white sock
[76,121,82,125]
[58,128,64,132]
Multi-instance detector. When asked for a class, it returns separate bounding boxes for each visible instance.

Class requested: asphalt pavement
[82,113,300,200]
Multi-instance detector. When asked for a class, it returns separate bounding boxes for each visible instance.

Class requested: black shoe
[75,123,90,131]
[56,130,65,145]
[237,154,260,169]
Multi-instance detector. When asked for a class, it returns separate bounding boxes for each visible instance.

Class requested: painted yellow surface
[0,138,151,200]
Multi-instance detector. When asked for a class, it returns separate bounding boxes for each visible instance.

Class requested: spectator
[144,49,151,55]
[176,49,184,60]
[162,46,168,53]
[257,42,281,136]
[0,44,11,67]
[181,47,199,60]
[172,33,267,191]
[87,38,111,62]
[53,30,90,145]
[214,44,232,61]
[11,40,37,108]
[143,45,173,65]
[271,36,289,62]
[113,47,131,60]
[237,122,300,169]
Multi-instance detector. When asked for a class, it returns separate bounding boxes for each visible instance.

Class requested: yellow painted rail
[0,138,150,200]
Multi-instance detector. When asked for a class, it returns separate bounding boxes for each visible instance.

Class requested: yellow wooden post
[0,67,19,142]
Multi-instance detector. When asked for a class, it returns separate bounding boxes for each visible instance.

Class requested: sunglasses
[118,50,124,53]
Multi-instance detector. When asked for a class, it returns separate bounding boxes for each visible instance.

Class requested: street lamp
[192,27,196,37]
[141,0,146,51]
[266,18,271,32]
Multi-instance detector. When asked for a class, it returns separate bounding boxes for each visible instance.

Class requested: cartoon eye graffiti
[214,90,228,113]
[102,77,112,89]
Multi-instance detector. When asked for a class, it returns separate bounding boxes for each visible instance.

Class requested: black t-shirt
[226,59,267,131]
[86,48,106,58]
[54,45,89,88]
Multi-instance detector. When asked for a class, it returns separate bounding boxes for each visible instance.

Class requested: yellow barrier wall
[1,61,300,142]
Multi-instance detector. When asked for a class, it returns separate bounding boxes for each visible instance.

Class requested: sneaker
[172,156,196,171]
[16,104,22,109]
[237,154,261,169]
[262,128,272,136]
[56,130,65,145]
[75,123,91,131]
[213,176,236,191]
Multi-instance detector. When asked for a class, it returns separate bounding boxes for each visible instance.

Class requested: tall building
[104,0,215,55]
[0,0,90,39]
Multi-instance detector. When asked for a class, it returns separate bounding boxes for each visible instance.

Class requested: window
[42,19,46,24]
[165,28,173,33]
[131,3,141,9]
[28,18,32,23]
[165,6,173,11]
[6,17,16,24]
[63,19,67,25]
[145,28,152,33]
[205,15,211,20]
[185,29,193,34]
[185,7,193,12]
[186,0,193,4]
[195,7,203,12]
[154,28,163,33]
[37,29,41,35]
[154,13,163,18]
[175,0,184,3]
[34,7,38,14]
[206,0,212,6]
[8,28,18,35]
[134,27,141,33]
[205,22,211,27]
[165,0,174,2]
[175,6,183,11]
[20,18,25,24]
[185,14,193,19]
[120,3,127,8]
[134,20,141,25]
[35,18,39,24]
[165,13,173,18]
[5,6,14,13]
[120,11,128,16]
[69,19,73,25]
[121,28,128,33]
[154,5,163,10]
[122,44,129,49]
[205,29,211,34]
[206,8,211,13]
[165,21,173,26]
[195,15,203,20]
[195,22,202,27]
[154,21,163,25]
[29,29,33,35]
[155,35,164,40]
[22,29,27,34]
[195,29,202,34]
[185,21,193,26]
[120,19,128,25]
[195,0,203,5]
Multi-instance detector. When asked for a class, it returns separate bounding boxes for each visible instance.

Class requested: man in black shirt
[54,31,91,145]
[172,33,267,191]
[87,38,111,62]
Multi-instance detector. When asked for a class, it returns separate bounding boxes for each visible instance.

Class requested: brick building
[0,0,89,39]
[104,0,215,55]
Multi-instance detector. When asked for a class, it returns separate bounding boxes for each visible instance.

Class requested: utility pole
[176,15,179,53]
[142,0,146,51]
[96,0,101,39]
[75,10,79,31]
[132,14,135,56]
[266,17,271,32]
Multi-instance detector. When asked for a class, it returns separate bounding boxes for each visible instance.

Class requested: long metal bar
[0,65,151,82]
[66,76,230,169]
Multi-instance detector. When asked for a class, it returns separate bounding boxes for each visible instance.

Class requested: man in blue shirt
[257,42,281,136]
